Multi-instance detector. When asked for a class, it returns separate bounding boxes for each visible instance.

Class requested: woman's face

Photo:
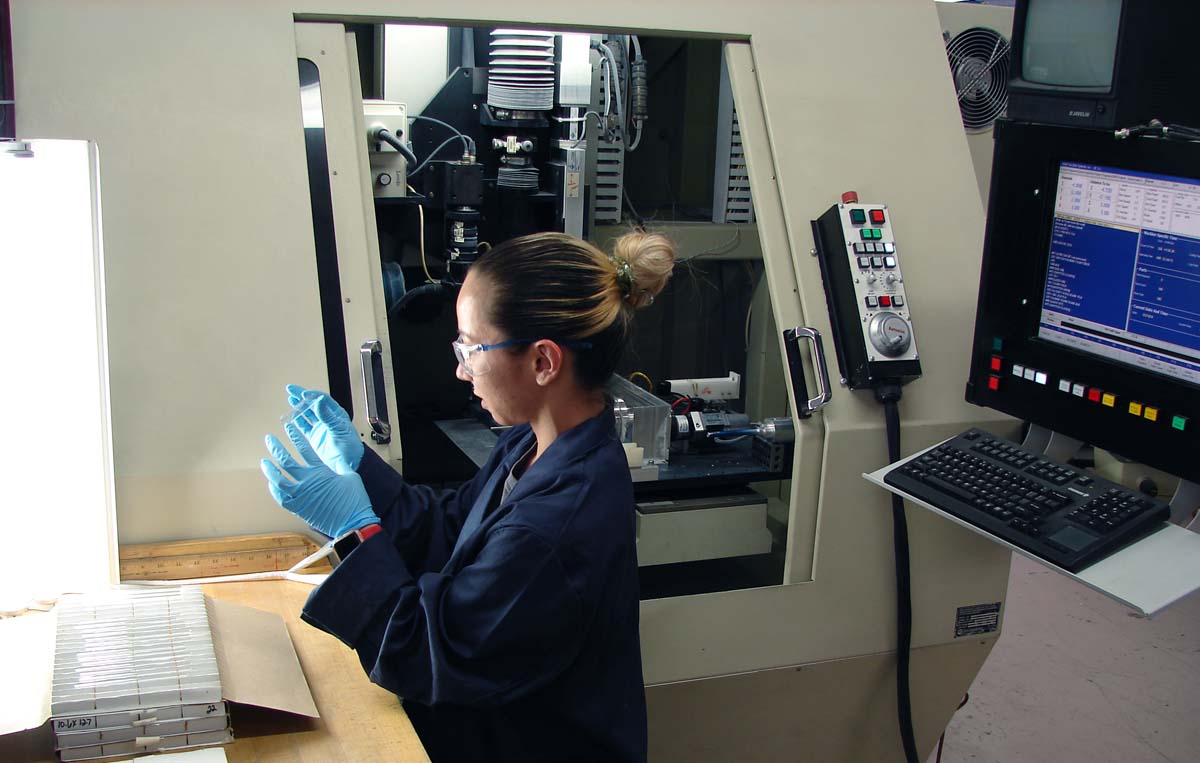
[455,273,537,426]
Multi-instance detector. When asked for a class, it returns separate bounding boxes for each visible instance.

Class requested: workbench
[0,579,430,762]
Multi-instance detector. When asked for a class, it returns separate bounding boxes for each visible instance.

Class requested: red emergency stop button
[870,209,886,224]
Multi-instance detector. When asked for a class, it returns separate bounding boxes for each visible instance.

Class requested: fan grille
[946,26,1010,132]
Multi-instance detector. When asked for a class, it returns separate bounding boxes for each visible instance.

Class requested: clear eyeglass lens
[453,340,482,376]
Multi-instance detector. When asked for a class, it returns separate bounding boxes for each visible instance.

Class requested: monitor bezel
[1008,0,1126,95]
[968,120,1200,482]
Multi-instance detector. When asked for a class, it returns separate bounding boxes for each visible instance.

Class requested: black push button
[849,208,866,225]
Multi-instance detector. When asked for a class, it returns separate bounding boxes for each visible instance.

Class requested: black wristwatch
[329,523,383,567]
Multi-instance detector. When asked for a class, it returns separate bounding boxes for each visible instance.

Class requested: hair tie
[610,255,635,299]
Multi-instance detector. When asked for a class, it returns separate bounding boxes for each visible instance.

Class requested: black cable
[410,114,475,155]
[875,382,920,763]
[409,134,470,178]
[622,187,646,229]
[373,128,419,168]
[1114,119,1200,142]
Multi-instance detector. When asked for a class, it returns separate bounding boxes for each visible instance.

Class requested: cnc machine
[10,2,1014,759]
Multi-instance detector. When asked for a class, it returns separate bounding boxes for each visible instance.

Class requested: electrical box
[364,100,408,199]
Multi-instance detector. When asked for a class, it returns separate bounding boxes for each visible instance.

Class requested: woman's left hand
[260,422,380,538]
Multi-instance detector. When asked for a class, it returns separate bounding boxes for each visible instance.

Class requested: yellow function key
[1128,402,1143,416]
[1101,393,1116,407]
[1144,406,1159,422]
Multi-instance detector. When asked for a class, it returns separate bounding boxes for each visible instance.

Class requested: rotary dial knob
[868,311,912,357]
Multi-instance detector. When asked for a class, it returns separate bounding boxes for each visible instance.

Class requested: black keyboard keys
[884,429,1170,572]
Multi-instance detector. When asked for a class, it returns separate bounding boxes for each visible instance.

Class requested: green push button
[1172,415,1187,431]
[849,209,866,225]
[992,337,1004,352]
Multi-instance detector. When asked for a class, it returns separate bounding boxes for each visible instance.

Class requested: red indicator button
[1087,388,1102,403]
[989,356,1002,372]
[879,295,892,307]
[870,209,886,224]
[987,375,1000,391]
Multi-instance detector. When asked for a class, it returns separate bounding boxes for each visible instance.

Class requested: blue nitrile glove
[285,384,364,474]
[260,421,379,538]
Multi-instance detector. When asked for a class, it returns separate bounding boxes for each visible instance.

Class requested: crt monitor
[967,120,1200,483]
[1006,0,1200,129]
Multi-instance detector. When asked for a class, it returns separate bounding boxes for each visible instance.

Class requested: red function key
[1087,388,1103,403]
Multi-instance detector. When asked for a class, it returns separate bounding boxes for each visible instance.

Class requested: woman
[261,230,676,761]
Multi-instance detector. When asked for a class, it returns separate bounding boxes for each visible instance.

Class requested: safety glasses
[452,337,532,377]
[451,336,594,377]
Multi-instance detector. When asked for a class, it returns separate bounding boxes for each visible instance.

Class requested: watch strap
[356,523,383,542]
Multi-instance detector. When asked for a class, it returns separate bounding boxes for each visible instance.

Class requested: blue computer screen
[1039,161,1200,387]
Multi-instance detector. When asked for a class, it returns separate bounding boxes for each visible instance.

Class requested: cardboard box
[0,595,318,760]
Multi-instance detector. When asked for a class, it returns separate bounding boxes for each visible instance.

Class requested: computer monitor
[967,120,1200,482]
[1007,0,1200,129]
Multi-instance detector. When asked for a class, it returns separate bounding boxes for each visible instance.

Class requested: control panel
[974,337,1194,468]
[812,197,922,389]
[364,100,409,199]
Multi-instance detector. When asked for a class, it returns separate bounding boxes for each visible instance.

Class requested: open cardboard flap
[206,597,318,719]
[0,595,318,751]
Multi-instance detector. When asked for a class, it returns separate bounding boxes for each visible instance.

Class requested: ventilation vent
[593,55,626,224]
[946,26,1011,132]
[487,29,556,111]
[713,53,754,225]
[719,109,754,223]
[594,140,625,223]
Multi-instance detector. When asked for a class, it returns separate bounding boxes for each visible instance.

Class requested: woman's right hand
[285,384,365,474]
[260,422,378,538]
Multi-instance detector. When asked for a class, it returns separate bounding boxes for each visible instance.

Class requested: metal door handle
[359,340,392,444]
[782,326,833,418]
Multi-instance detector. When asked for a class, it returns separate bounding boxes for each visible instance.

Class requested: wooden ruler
[119,532,330,580]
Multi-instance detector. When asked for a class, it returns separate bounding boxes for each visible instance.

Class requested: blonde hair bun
[611,230,677,309]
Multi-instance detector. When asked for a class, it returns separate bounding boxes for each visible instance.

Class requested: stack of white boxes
[50,587,232,761]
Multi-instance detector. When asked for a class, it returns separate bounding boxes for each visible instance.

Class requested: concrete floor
[931,553,1200,763]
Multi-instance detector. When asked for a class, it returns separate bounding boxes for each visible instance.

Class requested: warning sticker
[955,602,1001,637]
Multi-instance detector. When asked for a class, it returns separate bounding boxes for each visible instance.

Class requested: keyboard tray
[865,429,1200,616]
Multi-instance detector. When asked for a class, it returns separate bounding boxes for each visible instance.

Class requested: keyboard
[884,428,1171,572]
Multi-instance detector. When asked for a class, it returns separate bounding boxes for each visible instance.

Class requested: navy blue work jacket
[301,407,647,762]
